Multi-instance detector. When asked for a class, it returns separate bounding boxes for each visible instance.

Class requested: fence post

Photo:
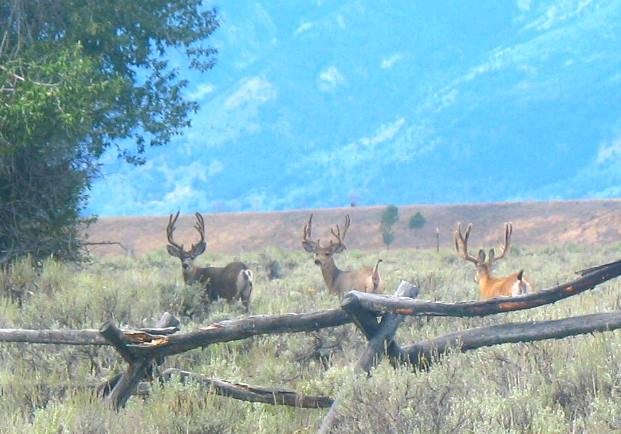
[319,281,419,433]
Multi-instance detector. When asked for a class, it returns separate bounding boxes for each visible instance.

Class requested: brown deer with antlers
[302,214,382,295]
[454,222,533,300]
[166,212,253,310]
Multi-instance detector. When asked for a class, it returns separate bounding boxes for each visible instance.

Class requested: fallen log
[319,281,419,434]
[128,308,351,359]
[403,310,621,369]
[161,368,333,408]
[0,329,105,345]
[98,312,179,408]
[0,326,177,346]
[344,258,621,318]
[350,281,420,373]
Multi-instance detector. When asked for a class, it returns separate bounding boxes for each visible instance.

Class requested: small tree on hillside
[380,205,399,248]
[408,212,426,229]
[382,205,400,227]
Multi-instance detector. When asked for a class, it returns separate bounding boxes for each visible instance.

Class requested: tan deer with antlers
[166,211,253,310]
[454,222,533,300]
[302,214,382,295]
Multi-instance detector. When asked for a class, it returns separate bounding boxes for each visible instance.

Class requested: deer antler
[489,222,512,264]
[302,214,319,252]
[189,212,207,257]
[330,214,350,250]
[166,211,184,257]
[454,222,479,264]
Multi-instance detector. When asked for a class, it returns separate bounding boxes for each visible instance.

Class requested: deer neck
[477,267,492,289]
[320,258,341,291]
[183,266,210,285]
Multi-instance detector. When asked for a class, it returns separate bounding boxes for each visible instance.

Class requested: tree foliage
[408,212,427,229]
[381,205,400,227]
[380,205,399,248]
[0,0,219,263]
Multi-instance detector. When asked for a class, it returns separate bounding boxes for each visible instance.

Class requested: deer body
[455,222,533,300]
[318,257,382,295]
[477,269,531,299]
[167,212,253,310]
[184,262,253,308]
[302,214,382,295]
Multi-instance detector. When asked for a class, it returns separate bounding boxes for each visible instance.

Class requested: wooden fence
[1,258,621,432]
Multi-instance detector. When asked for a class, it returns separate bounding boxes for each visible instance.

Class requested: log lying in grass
[161,368,333,408]
[98,312,181,409]
[0,326,178,346]
[0,328,105,345]
[100,321,151,409]
[347,281,420,373]
[128,308,351,359]
[343,258,621,318]
[320,281,419,434]
[403,310,621,369]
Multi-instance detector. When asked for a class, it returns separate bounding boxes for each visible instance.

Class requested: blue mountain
[87,0,621,216]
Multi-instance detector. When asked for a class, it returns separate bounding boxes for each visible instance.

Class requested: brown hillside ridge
[83,199,621,257]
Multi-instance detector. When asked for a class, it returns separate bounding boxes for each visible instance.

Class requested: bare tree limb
[162,369,333,408]
[403,310,621,369]
[343,258,621,318]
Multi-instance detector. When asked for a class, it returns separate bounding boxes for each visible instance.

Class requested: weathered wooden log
[355,281,419,373]
[107,358,150,410]
[97,312,180,399]
[320,281,419,434]
[100,321,136,364]
[128,308,350,359]
[99,321,146,409]
[403,310,621,369]
[0,312,178,346]
[344,258,621,318]
[0,310,350,359]
[0,328,105,345]
[162,368,333,408]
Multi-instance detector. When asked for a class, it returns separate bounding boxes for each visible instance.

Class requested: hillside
[84,199,621,257]
[87,0,621,216]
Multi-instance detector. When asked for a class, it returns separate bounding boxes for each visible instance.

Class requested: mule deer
[454,222,533,300]
[302,214,382,295]
[166,211,253,310]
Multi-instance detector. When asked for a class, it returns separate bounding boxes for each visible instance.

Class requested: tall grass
[0,243,620,433]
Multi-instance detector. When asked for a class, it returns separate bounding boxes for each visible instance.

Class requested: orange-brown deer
[454,222,533,300]
[302,214,382,295]
[166,211,253,310]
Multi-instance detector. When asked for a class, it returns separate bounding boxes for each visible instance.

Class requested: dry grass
[0,240,621,433]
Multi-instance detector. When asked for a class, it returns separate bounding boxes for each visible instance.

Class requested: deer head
[302,213,383,294]
[302,213,349,267]
[454,222,512,282]
[166,211,206,283]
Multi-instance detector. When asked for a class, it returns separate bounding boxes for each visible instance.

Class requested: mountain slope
[87,0,621,216]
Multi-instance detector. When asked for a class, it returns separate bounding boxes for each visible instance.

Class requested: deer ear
[478,249,486,263]
[302,240,316,253]
[191,241,206,258]
[332,244,346,254]
[167,244,182,258]
[488,249,495,265]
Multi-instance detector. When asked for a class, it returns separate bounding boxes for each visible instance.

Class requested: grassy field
[1,242,621,433]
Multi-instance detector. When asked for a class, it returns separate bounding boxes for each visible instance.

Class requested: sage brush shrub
[0,245,620,432]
